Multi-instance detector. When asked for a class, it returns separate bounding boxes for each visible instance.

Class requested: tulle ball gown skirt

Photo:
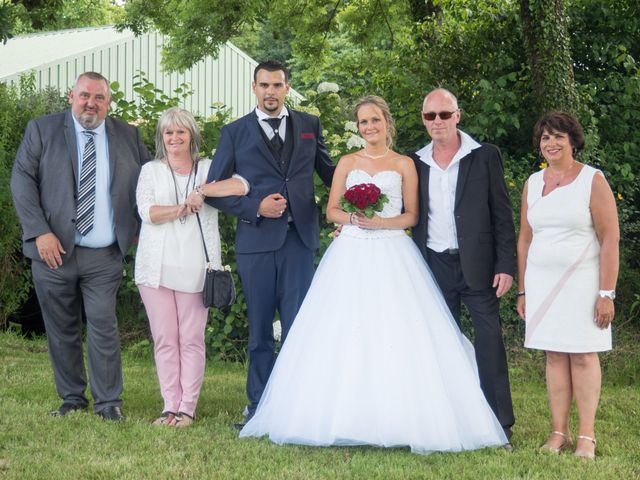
[240,227,507,454]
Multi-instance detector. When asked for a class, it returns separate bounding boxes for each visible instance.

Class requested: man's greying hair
[73,72,110,93]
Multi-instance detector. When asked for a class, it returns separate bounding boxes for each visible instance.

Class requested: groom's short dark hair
[254,60,289,83]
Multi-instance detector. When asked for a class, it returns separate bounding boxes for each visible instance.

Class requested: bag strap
[195,212,210,266]
[192,161,212,271]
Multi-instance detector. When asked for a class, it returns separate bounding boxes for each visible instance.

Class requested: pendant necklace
[547,160,575,187]
[168,159,195,224]
[362,147,389,159]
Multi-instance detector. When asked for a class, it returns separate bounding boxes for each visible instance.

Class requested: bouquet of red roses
[340,183,389,218]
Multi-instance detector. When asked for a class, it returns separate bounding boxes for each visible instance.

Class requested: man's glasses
[422,110,458,121]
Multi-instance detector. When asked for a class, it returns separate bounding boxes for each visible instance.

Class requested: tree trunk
[408,0,441,22]
[520,0,580,115]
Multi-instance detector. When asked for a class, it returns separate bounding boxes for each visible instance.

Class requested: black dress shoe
[51,402,87,417]
[96,406,125,421]
[233,422,246,430]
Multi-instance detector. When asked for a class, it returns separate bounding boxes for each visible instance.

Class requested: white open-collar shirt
[416,130,481,253]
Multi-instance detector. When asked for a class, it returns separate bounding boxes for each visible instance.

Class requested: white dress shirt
[255,106,289,142]
[72,116,116,248]
[416,130,481,253]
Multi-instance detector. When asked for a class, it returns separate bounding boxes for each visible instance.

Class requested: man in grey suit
[11,72,150,420]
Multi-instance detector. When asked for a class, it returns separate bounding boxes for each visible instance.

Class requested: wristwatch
[599,290,616,300]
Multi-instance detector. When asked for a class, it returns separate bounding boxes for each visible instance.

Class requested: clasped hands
[349,212,386,230]
[259,193,287,218]
[184,186,207,215]
[185,189,289,219]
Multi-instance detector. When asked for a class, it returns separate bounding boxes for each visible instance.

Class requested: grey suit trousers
[31,244,124,411]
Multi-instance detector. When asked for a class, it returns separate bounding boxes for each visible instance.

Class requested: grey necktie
[76,130,97,236]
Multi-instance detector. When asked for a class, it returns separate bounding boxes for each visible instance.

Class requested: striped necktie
[76,130,97,236]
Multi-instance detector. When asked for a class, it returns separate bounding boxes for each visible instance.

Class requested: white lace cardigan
[134,158,245,288]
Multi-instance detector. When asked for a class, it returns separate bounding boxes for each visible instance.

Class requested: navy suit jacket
[11,110,150,260]
[411,144,516,290]
[207,109,334,254]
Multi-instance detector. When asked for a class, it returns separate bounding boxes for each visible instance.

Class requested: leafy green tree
[0,74,68,327]
[520,0,580,115]
[2,0,123,37]
[0,1,12,44]
[119,0,258,72]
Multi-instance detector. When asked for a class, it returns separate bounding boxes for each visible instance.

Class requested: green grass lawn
[1,331,638,480]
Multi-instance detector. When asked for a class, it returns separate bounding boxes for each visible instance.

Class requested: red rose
[340,182,389,218]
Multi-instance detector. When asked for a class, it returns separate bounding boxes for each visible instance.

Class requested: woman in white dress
[516,112,619,458]
[239,96,507,453]
[135,107,248,427]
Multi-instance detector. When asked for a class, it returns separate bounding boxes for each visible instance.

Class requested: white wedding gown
[240,170,507,454]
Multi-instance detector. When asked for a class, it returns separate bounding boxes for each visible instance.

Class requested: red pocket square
[300,132,315,139]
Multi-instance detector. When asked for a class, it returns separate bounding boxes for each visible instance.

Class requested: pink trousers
[138,285,208,417]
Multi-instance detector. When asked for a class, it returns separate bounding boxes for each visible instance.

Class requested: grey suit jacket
[11,110,150,260]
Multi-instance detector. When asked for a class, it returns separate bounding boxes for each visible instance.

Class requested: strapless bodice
[342,169,405,239]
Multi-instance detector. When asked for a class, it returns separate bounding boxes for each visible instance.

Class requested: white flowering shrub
[346,134,366,149]
[317,82,340,94]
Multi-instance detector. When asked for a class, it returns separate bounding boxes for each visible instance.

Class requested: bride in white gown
[240,96,507,453]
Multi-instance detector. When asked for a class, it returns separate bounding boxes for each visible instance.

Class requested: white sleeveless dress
[240,169,507,454]
[524,165,611,352]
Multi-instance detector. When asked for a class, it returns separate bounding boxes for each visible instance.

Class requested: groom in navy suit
[206,60,335,423]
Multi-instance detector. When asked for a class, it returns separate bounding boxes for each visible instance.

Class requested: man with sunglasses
[411,88,516,446]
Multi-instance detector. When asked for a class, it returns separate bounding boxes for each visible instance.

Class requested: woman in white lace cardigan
[135,108,248,427]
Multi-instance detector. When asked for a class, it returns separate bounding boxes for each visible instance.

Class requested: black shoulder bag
[195,206,236,309]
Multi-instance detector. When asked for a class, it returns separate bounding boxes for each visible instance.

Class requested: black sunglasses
[422,110,458,121]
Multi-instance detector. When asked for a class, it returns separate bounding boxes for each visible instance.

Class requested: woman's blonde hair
[353,95,396,148]
[155,107,202,161]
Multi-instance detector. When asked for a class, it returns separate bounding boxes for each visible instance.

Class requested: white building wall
[0,27,302,118]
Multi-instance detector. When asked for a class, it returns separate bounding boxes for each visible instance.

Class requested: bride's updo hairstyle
[354,95,396,148]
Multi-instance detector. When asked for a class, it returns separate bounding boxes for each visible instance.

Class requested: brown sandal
[173,412,194,428]
[152,411,176,426]
[574,435,596,459]
[540,431,573,453]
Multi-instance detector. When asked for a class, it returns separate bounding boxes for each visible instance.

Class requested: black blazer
[411,143,516,290]
[207,109,334,254]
